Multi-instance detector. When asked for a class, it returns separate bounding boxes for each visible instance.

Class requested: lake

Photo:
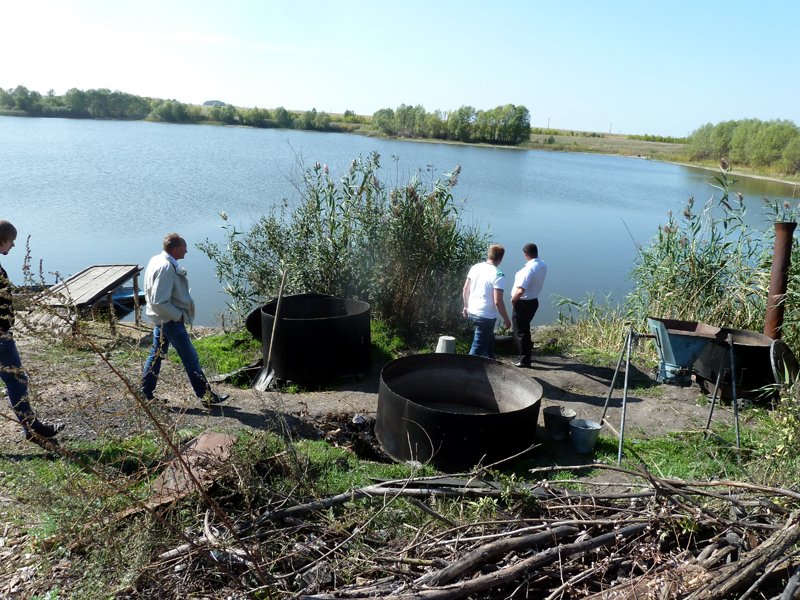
[1,115,797,326]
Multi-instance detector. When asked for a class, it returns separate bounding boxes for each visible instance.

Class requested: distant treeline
[688,119,800,174]
[371,104,531,145]
[628,133,687,144]
[0,85,341,132]
[0,86,532,147]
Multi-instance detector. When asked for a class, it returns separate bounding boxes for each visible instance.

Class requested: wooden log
[417,525,578,586]
[686,512,800,599]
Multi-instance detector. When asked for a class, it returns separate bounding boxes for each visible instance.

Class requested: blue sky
[1,0,797,136]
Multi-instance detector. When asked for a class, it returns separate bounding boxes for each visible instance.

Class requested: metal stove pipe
[764,221,797,339]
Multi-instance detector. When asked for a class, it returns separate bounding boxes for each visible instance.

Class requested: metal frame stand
[601,325,655,465]
[703,333,741,449]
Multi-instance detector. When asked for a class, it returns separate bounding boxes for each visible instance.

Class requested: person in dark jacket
[0,220,64,444]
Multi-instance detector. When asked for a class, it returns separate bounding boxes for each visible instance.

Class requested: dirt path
[0,329,732,464]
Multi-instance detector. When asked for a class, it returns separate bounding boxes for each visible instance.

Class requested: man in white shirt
[462,244,512,358]
[141,233,229,406]
[511,243,547,367]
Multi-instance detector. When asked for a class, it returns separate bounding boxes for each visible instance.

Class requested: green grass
[189,329,262,374]
[524,131,688,161]
[370,319,407,362]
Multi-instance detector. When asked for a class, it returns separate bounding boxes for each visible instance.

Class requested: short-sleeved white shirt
[466,262,505,319]
[513,258,547,300]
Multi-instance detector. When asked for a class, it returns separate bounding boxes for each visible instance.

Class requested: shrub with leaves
[199,152,486,335]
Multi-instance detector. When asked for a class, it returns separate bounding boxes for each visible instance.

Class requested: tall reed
[627,165,769,332]
[199,153,486,335]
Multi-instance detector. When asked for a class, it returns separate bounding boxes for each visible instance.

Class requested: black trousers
[512,298,539,363]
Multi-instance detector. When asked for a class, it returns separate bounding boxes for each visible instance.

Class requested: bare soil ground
[0,324,733,468]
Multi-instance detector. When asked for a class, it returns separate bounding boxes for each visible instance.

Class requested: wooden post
[106,291,116,335]
[132,272,141,326]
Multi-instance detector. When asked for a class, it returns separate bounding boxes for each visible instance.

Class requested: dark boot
[203,391,230,406]
[20,414,64,441]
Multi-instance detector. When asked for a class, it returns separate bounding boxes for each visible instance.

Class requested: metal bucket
[543,405,576,441]
[569,419,601,454]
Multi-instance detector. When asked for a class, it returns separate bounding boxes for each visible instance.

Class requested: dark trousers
[0,337,33,422]
[512,298,539,364]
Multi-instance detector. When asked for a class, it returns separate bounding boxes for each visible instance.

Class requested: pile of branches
[145,464,800,599]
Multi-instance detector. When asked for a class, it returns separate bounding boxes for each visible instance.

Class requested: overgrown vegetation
[371,103,531,145]
[556,162,800,475]
[5,152,800,596]
[688,117,800,175]
[627,166,771,332]
[199,153,486,337]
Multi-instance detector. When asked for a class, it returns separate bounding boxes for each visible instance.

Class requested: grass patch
[620,429,749,480]
[190,329,261,374]
[370,319,407,363]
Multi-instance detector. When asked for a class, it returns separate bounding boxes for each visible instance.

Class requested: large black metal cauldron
[375,354,543,472]
[694,328,779,396]
[248,293,371,383]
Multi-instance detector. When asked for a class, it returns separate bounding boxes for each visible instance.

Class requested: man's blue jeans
[0,337,34,421]
[468,314,497,358]
[141,320,210,399]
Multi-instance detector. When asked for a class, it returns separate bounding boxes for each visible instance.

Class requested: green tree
[273,106,294,128]
[710,120,737,158]
[687,123,714,160]
[0,88,13,108]
[11,85,42,113]
[342,109,363,124]
[313,110,331,130]
[780,137,800,174]
[503,104,531,144]
[372,108,395,135]
[729,119,764,165]
[242,107,271,127]
[749,120,798,167]
[299,108,317,130]
[64,88,90,116]
[425,110,447,139]
[447,106,475,142]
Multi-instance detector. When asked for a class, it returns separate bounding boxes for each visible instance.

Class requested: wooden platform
[40,264,142,309]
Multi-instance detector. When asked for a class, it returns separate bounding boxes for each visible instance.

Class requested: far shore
[665,160,800,188]
[3,109,799,187]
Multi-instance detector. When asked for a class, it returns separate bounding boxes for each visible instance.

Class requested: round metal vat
[256,293,371,383]
[375,353,543,472]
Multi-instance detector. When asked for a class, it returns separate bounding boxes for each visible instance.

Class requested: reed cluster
[199,152,486,336]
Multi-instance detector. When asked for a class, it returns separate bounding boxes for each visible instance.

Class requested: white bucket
[435,335,456,354]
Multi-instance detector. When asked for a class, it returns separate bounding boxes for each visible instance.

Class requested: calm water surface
[1,116,797,326]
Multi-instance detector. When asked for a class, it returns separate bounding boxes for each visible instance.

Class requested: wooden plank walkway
[40,264,142,308]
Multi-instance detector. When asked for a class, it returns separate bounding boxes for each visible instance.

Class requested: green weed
[191,329,261,375]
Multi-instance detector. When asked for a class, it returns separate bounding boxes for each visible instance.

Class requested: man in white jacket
[462,244,512,358]
[141,233,228,406]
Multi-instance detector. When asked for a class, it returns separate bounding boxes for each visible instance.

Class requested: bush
[199,152,487,336]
